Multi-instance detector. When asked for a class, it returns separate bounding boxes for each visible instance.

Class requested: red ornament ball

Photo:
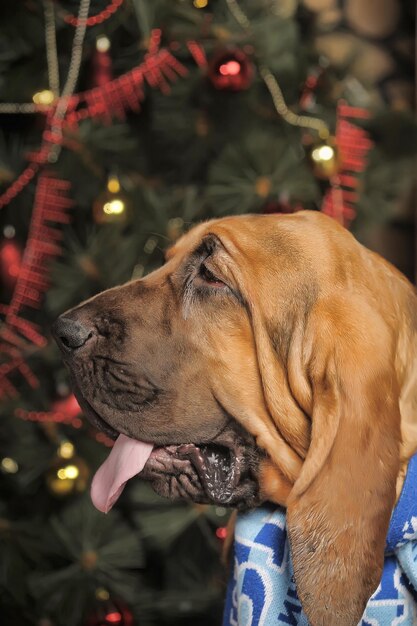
[85,596,134,626]
[208,48,253,92]
[216,526,228,540]
[0,238,22,291]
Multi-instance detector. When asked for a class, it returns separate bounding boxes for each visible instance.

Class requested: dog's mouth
[75,387,262,512]
[139,430,261,509]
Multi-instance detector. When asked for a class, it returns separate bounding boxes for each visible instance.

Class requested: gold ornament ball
[309,141,339,179]
[45,456,90,497]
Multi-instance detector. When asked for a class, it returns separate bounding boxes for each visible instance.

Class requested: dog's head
[53,212,417,626]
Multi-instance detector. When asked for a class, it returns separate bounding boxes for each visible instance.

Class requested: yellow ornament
[45,455,90,497]
[309,139,339,179]
[57,440,75,460]
[93,174,130,224]
[32,89,55,106]
[1,457,18,474]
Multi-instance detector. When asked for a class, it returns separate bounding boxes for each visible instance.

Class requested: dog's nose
[52,316,94,352]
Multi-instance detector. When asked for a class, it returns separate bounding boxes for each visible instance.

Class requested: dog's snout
[52,316,94,353]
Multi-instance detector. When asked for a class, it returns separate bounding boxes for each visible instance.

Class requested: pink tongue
[91,434,153,513]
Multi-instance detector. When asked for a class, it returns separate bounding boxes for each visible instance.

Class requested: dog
[52,211,417,626]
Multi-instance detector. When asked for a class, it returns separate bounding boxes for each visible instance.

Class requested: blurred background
[0,1,415,625]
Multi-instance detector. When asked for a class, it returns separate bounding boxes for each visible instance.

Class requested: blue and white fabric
[223,454,417,625]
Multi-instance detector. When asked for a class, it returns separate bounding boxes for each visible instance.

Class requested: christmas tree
[0,1,415,625]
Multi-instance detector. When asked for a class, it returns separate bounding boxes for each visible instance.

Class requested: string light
[57,464,79,480]
[1,457,19,474]
[48,0,92,163]
[3,226,15,238]
[32,90,56,105]
[311,145,335,162]
[93,173,129,223]
[46,456,89,496]
[63,0,124,27]
[0,102,39,114]
[225,0,330,138]
[219,61,240,76]
[96,36,111,53]
[107,174,120,193]
[58,441,75,459]
[106,613,122,624]
[43,0,60,96]
[103,199,125,215]
[216,527,228,540]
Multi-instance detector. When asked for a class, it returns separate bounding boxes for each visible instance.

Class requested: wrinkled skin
[53,212,417,626]
[53,218,288,509]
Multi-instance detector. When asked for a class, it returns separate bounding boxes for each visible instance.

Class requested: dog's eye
[198,263,225,288]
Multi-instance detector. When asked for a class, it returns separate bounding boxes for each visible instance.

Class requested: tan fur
[63,211,417,626]
[171,211,417,625]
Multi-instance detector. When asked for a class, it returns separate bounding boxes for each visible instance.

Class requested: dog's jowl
[53,211,417,626]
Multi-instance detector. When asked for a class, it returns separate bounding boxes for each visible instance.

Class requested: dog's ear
[286,295,401,626]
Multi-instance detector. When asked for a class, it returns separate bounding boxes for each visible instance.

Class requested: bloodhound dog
[53,211,417,626]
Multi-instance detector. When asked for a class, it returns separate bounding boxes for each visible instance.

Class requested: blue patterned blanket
[223,454,417,626]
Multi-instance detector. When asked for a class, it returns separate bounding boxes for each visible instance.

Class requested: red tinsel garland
[63,0,124,27]
[66,48,187,127]
[321,101,373,228]
[0,173,72,397]
[0,33,188,412]
[186,41,208,69]
[0,34,372,434]
[0,47,188,210]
